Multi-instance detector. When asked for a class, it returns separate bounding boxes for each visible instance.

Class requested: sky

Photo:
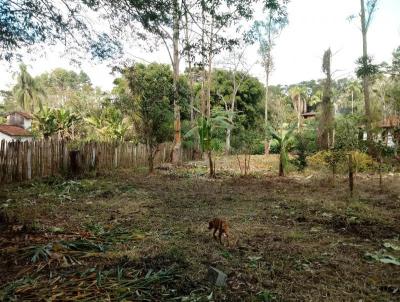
[0,0,399,93]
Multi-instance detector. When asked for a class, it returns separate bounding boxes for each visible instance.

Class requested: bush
[307,150,332,170]
[308,150,375,173]
[334,115,362,151]
[269,140,280,154]
[291,129,318,171]
[350,150,374,172]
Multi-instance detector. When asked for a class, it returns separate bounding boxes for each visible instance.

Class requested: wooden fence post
[27,141,32,180]
[348,153,354,197]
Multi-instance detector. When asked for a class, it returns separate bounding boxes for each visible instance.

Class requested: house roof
[9,111,33,119]
[0,125,33,137]
[380,116,400,128]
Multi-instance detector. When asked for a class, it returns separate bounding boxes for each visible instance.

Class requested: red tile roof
[0,125,33,137]
[380,116,400,128]
[9,111,33,119]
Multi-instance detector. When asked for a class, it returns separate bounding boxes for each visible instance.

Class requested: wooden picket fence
[0,139,193,184]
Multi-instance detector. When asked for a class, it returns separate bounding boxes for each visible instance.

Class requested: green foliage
[350,150,374,172]
[211,69,265,130]
[356,56,380,78]
[34,107,58,138]
[0,1,121,61]
[12,64,45,112]
[86,104,129,142]
[114,63,174,171]
[35,68,103,113]
[34,107,80,139]
[308,150,374,173]
[231,126,264,154]
[334,115,363,151]
[185,108,233,154]
[291,121,318,171]
[268,124,296,176]
[390,46,400,79]
[307,150,345,174]
[117,63,174,146]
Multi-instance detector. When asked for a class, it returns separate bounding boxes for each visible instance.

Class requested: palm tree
[268,124,296,176]
[346,80,362,114]
[289,86,308,129]
[13,64,45,112]
[185,108,233,177]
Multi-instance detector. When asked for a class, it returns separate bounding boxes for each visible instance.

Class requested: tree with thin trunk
[116,63,174,173]
[249,5,288,154]
[185,108,233,178]
[216,48,251,154]
[268,124,296,177]
[318,48,334,150]
[346,80,362,115]
[355,0,378,145]
[289,86,307,130]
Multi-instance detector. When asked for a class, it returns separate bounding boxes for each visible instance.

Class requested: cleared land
[0,155,399,301]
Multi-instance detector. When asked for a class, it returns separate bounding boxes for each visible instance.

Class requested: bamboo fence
[0,139,193,184]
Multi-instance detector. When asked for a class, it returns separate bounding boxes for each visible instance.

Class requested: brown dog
[208,218,229,246]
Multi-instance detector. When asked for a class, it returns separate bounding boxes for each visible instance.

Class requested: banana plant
[268,124,296,176]
[34,107,58,139]
[56,108,81,140]
[85,107,128,142]
[185,108,233,177]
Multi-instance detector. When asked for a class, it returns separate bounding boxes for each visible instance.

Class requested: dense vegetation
[0,0,399,300]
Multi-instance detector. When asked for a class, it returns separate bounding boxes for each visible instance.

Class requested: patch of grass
[0,162,399,301]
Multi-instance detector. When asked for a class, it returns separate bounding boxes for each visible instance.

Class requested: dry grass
[0,155,399,301]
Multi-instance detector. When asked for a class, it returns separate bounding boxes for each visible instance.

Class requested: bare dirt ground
[0,155,399,301]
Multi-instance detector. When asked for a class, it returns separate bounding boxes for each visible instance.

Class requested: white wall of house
[387,132,395,147]
[0,132,33,142]
[23,119,32,130]
[7,113,32,130]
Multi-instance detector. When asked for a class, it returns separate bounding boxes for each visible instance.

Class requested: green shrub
[350,150,374,172]
[308,150,375,173]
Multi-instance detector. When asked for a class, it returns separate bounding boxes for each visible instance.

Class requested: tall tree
[358,0,378,144]
[115,63,174,173]
[346,80,362,115]
[289,85,307,130]
[249,3,288,154]
[13,64,45,112]
[318,49,334,149]
[214,49,252,154]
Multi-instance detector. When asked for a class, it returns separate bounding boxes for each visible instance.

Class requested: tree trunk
[200,7,207,117]
[297,96,301,130]
[147,143,154,173]
[351,90,354,114]
[184,9,195,125]
[171,0,181,165]
[360,0,372,145]
[206,16,214,118]
[148,154,154,174]
[348,153,354,196]
[225,127,231,155]
[208,150,215,178]
[264,141,270,155]
[318,49,334,150]
[264,70,270,155]
[279,153,284,177]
